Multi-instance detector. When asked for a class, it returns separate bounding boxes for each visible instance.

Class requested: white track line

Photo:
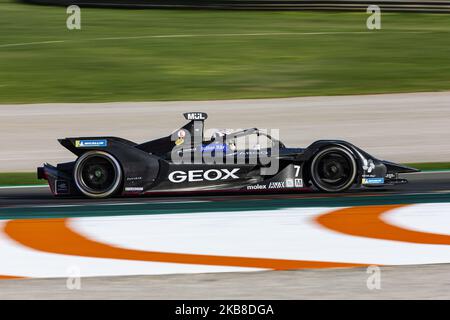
[408,170,450,174]
[0,185,48,190]
[0,40,65,48]
[0,31,433,49]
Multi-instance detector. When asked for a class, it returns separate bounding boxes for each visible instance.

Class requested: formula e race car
[38,112,419,198]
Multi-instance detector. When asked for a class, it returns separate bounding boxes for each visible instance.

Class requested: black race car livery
[38,112,419,198]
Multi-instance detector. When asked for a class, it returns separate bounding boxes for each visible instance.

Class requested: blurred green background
[1,0,450,103]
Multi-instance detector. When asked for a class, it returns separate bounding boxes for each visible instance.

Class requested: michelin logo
[75,140,108,148]
[362,178,384,185]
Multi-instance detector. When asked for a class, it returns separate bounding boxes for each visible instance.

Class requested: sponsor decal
[236,150,268,156]
[126,177,143,181]
[168,168,240,183]
[184,112,208,121]
[362,159,376,173]
[286,178,294,188]
[247,179,302,190]
[125,187,144,192]
[173,129,187,146]
[55,180,70,194]
[362,178,385,185]
[247,184,267,190]
[295,178,303,188]
[75,139,107,148]
[269,181,285,189]
[201,144,227,153]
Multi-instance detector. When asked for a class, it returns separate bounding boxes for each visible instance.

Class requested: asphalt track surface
[1,264,450,299]
[0,171,449,299]
[0,171,449,212]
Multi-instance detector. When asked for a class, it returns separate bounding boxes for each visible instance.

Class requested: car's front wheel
[310,146,357,192]
[73,151,122,198]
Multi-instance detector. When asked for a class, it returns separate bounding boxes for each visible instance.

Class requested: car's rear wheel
[74,151,122,198]
[310,146,357,192]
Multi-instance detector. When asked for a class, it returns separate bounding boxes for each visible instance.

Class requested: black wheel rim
[79,156,117,193]
[313,151,354,191]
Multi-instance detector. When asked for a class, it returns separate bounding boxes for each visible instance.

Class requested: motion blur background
[2,0,450,103]
[1,0,450,300]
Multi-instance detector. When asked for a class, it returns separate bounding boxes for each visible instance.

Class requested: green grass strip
[1,1,450,103]
[0,172,42,186]
[404,162,450,171]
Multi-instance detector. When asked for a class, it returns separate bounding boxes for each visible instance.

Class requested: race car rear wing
[183,112,208,121]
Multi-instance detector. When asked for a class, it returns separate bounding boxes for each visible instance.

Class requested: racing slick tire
[73,151,123,198]
[310,146,357,192]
